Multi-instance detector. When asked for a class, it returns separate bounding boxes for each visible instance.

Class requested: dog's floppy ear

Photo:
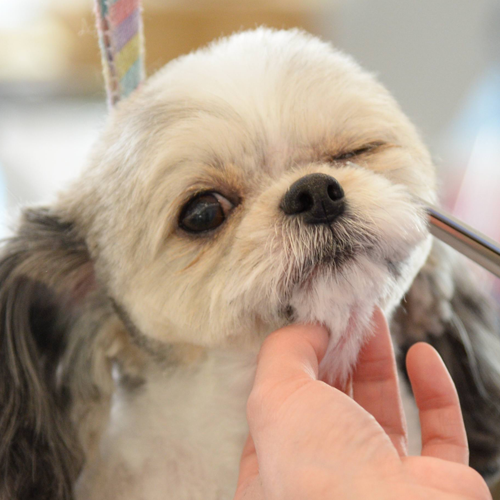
[0,207,94,500]
[392,240,500,482]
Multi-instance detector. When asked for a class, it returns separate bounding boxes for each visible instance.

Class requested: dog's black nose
[280,173,345,225]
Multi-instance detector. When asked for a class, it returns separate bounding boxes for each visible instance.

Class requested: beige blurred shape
[0,0,330,94]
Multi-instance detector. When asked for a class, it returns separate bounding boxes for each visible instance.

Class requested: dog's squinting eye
[330,143,383,162]
[179,192,233,233]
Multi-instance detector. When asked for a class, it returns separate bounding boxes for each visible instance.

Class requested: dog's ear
[392,239,500,482]
[0,207,94,500]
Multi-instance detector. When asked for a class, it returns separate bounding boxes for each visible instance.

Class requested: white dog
[1,28,499,500]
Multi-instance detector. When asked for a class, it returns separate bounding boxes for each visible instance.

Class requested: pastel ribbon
[94,0,145,106]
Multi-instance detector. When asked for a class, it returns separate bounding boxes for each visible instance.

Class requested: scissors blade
[426,204,500,279]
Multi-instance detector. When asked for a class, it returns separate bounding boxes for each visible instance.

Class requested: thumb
[252,323,330,392]
[246,323,329,451]
[238,324,329,499]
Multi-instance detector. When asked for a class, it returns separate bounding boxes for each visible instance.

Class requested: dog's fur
[1,29,500,499]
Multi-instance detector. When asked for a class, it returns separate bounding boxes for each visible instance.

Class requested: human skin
[235,309,492,500]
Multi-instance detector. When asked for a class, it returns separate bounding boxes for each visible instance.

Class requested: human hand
[235,308,491,500]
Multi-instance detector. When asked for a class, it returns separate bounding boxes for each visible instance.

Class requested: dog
[1,28,499,499]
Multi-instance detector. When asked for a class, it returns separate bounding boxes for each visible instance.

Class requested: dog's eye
[330,143,383,162]
[179,192,233,233]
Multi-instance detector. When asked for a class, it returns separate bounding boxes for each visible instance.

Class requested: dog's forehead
[136,29,404,169]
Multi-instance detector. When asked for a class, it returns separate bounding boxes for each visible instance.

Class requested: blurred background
[0,0,500,492]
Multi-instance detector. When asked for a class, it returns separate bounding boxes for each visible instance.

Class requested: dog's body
[75,349,254,499]
[1,29,500,499]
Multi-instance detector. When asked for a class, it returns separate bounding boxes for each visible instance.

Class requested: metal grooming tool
[426,204,500,279]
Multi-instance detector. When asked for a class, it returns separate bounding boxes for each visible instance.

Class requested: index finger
[351,308,408,457]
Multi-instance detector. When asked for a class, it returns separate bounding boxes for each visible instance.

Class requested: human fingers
[406,342,469,465]
[351,308,408,457]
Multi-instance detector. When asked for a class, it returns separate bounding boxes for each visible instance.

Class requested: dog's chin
[283,254,395,385]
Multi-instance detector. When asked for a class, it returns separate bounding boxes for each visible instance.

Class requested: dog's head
[58,29,434,381]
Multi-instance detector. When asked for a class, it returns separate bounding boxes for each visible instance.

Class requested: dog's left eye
[179,192,234,233]
[330,143,384,162]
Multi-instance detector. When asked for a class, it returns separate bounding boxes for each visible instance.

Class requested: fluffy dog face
[62,29,435,381]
